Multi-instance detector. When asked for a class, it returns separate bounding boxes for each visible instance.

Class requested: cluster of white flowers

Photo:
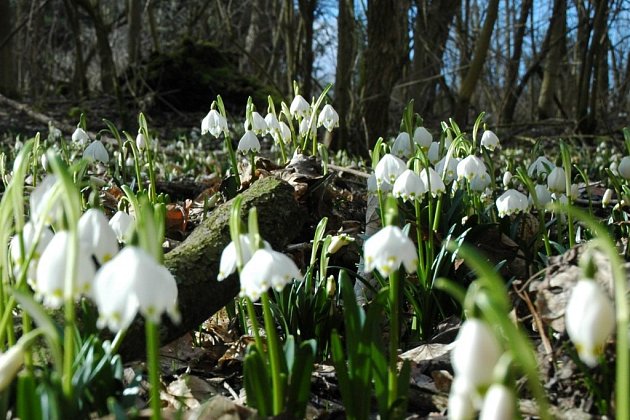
[12,177,179,332]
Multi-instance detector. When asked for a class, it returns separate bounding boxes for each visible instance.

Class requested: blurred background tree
[0,0,629,153]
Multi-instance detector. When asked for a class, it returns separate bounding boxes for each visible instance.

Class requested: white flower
[135,132,146,150]
[317,104,339,132]
[290,95,311,119]
[218,235,270,281]
[447,377,476,420]
[78,209,119,264]
[239,248,302,301]
[496,189,529,217]
[547,166,566,193]
[479,384,514,420]
[391,133,413,158]
[36,231,96,308]
[457,155,487,182]
[367,173,392,194]
[201,109,228,138]
[48,124,62,140]
[72,127,89,145]
[527,156,554,177]
[244,111,268,135]
[237,131,260,153]
[93,246,180,330]
[276,121,292,144]
[327,233,355,254]
[469,170,491,192]
[427,142,441,163]
[420,167,446,197]
[265,113,280,132]
[109,211,135,242]
[30,175,63,226]
[565,279,615,367]
[413,127,433,149]
[618,156,630,180]
[299,117,316,137]
[602,188,613,207]
[480,130,500,151]
[502,171,512,188]
[83,140,109,163]
[374,154,406,185]
[364,225,417,277]
[435,156,460,184]
[393,169,426,202]
[10,222,54,287]
[570,183,579,200]
[0,343,25,392]
[530,184,552,208]
[451,319,502,388]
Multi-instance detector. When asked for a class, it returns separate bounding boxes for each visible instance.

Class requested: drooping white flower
[93,246,180,330]
[374,154,406,185]
[289,95,311,119]
[72,127,89,145]
[0,343,26,392]
[364,225,418,277]
[480,130,500,151]
[427,142,441,163]
[239,248,302,301]
[457,155,487,182]
[109,211,135,243]
[565,279,615,367]
[451,319,502,388]
[479,384,514,420]
[317,104,339,132]
[602,188,613,207]
[547,166,566,193]
[237,131,261,153]
[135,132,146,150]
[530,184,552,207]
[264,113,280,132]
[83,140,109,163]
[244,111,268,135]
[391,132,413,158]
[527,156,554,178]
[10,222,54,287]
[413,127,433,149]
[469,170,491,192]
[419,167,446,197]
[393,169,426,202]
[30,175,63,226]
[502,171,512,188]
[36,231,96,308]
[435,156,460,184]
[201,109,228,138]
[447,377,476,420]
[218,235,270,281]
[78,208,119,264]
[299,117,316,138]
[618,156,630,180]
[496,189,529,218]
[367,173,392,194]
[277,121,292,144]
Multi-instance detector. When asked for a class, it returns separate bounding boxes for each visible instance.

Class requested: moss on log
[119,176,304,359]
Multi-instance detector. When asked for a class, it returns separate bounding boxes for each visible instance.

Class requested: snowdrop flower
[244,111,268,135]
[0,343,26,392]
[78,209,119,264]
[327,233,355,255]
[619,156,630,180]
[413,126,432,149]
[530,184,552,207]
[239,248,302,301]
[237,131,260,153]
[109,211,135,243]
[451,319,502,389]
[565,279,615,367]
[218,235,270,281]
[94,247,180,330]
[264,113,280,132]
[72,127,89,145]
[420,167,446,197]
[276,121,292,144]
[570,183,579,200]
[502,171,512,188]
[36,231,96,308]
[427,142,441,163]
[552,192,568,205]
[135,132,146,150]
[547,166,566,193]
[391,132,413,158]
[435,156,460,184]
[479,384,514,420]
[610,160,620,177]
[527,156,554,177]
[299,117,316,138]
[48,123,62,141]
[393,169,426,202]
[480,130,500,151]
[469,170,491,192]
[448,377,476,420]
[290,95,310,119]
[10,222,54,287]
[364,225,417,277]
[317,104,339,132]
[602,188,613,207]
[457,155,487,182]
[496,189,529,217]
[30,175,63,226]
[201,109,228,138]
[83,140,109,163]
[374,154,406,185]
[367,173,392,194]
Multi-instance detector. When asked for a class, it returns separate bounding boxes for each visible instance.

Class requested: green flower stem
[225,135,241,187]
[388,270,401,408]
[146,319,162,420]
[278,136,287,164]
[62,228,79,401]
[245,298,263,350]
[560,142,575,248]
[261,292,285,415]
[414,200,426,283]
[376,188,386,228]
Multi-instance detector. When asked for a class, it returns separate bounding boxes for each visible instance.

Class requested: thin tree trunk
[282,0,296,94]
[454,0,500,124]
[0,0,17,97]
[297,0,315,99]
[333,0,356,150]
[63,0,88,98]
[537,0,566,119]
[127,0,142,65]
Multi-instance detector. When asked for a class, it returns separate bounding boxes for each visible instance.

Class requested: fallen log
[118,176,305,359]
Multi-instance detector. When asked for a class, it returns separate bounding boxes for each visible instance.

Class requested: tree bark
[454,0,500,124]
[0,0,16,97]
[362,0,408,151]
[297,0,316,99]
[119,176,305,359]
[537,0,566,119]
[333,0,356,151]
[63,0,89,98]
[127,0,142,66]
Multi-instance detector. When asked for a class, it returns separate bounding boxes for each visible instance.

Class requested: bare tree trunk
[361,0,408,151]
[0,0,17,97]
[281,0,297,94]
[63,0,88,98]
[127,0,142,65]
[333,0,356,151]
[537,0,566,119]
[454,0,499,124]
[409,0,459,120]
[147,0,160,53]
[297,0,316,99]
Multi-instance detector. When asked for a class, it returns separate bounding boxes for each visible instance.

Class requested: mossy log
[119,176,304,359]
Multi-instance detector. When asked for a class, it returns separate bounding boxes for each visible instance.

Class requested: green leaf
[17,372,43,420]
[243,346,271,416]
